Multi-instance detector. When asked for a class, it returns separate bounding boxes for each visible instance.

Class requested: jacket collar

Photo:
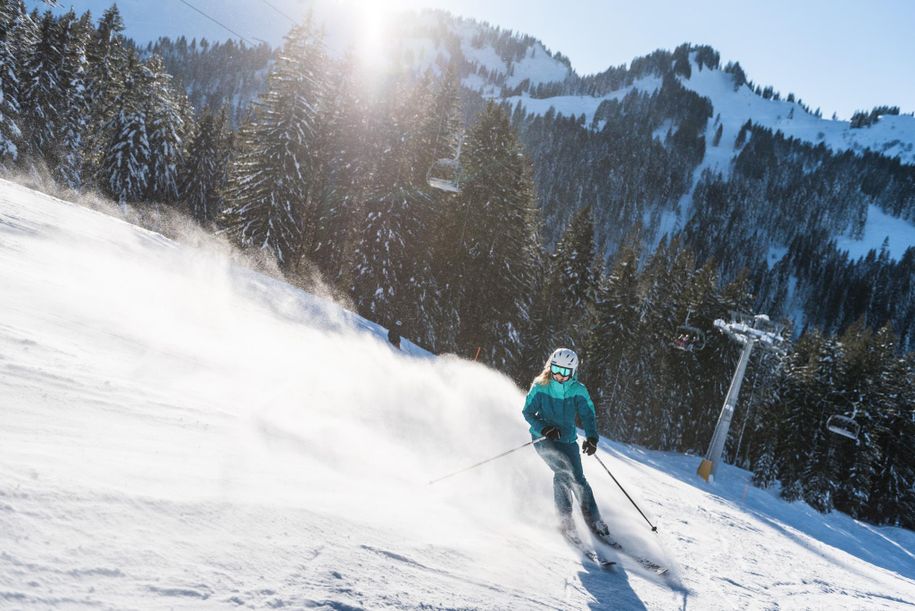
[548,378,570,395]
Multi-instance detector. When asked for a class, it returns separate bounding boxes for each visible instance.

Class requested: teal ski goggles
[550,364,572,377]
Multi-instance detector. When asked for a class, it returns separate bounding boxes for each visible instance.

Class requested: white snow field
[1,179,914,610]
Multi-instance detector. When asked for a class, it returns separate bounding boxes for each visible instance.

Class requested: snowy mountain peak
[677,57,915,165]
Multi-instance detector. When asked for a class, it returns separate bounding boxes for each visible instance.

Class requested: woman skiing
[522,348,609,537]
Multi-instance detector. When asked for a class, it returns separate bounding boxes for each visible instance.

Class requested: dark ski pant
[534,439,601,524]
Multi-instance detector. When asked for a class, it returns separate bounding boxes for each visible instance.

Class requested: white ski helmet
[549,348,579,376]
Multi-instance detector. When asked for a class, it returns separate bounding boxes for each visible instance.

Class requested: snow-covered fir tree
[348,72,438,344]
[831,323,893,518]
[221,21,326,268]
[349,186,433,329]
[0,0,30,164]
[864,353,915,527]
[585,243,640,435]
[309,52,366,285]
[412,64,462,187]
[83,5,128,171]
[443,101,540,373]
[143,55,187,203]
[54,10,90,187]
[532,204,597,358]
[179,108,232,224]
[19,10,63,166]
[99,55,149,204]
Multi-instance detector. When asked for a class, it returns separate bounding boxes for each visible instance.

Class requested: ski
[591,532,668,576]
[561,528,616,570]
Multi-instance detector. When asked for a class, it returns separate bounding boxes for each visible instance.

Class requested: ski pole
[592,453,659,532]
[428,437,546,485]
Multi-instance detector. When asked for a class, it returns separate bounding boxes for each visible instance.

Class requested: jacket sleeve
[576,385,599,440]
[522,386,547,433]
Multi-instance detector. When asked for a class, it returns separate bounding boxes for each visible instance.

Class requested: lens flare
[352,0,394,68]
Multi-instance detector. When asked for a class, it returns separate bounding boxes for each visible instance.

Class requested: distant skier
[387,320,402,350]
[522,348,609,538]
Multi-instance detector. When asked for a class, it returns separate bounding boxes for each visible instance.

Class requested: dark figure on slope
[522,348,608,537]
[387,320,402,350]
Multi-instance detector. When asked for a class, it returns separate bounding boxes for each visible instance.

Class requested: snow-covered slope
[503,75,663,127]
[679,61,915,165]
[508,56,915,257]
[507,57,915,167]
[1,179,914,609]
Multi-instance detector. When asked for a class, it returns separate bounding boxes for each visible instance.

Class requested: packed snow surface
[1,179,914,609]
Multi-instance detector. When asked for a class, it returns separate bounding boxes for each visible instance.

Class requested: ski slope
[1,179,914,609]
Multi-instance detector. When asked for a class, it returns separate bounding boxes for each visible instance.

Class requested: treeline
[0,2,200,203]
[748,324,914,528]
[0,3,541,373]
[687,124,915,351]
[508,66,915,352]
[142,36,274,126]
[512,70,711,252]
[523,201,915,529]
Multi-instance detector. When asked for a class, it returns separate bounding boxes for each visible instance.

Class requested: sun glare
[352,0,396,68]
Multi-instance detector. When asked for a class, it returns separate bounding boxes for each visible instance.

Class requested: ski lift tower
[697,312,785,482]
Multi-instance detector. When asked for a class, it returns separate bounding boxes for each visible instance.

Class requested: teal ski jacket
[522,377,598,444]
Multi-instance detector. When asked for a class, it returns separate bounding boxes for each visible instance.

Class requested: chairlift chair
[427,130,463,194]
[826,414,860,442]
[673,325,706,352]
[426,157,461,193]
[672,310,706,352]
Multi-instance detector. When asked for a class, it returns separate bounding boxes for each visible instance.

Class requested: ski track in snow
[1,178,914,609]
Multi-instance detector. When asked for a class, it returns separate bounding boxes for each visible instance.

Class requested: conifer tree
[99,55,149,204]
[348,71,437,344]
[310,52,366,284]
[413,66,466,350]
[413,64,462,187]
[349,187,433,326]
[143,55,187,203]
[831,323,892,517]
[54,10,90,187]
[83,4,127,173]
[0,0,29,164]
[221,22,326,268]
[20,11,62,165]
[180,108,231,223]
[864,354,915,527]
[444,102,540,374]
[532,204,597,361]
[586,243,640,436]
[772,332,839,502]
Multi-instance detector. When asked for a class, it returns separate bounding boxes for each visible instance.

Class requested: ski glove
[541,425,561,441]
[582,437,598,456]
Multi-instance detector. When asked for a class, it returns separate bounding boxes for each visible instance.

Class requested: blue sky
[28,0,915,119]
